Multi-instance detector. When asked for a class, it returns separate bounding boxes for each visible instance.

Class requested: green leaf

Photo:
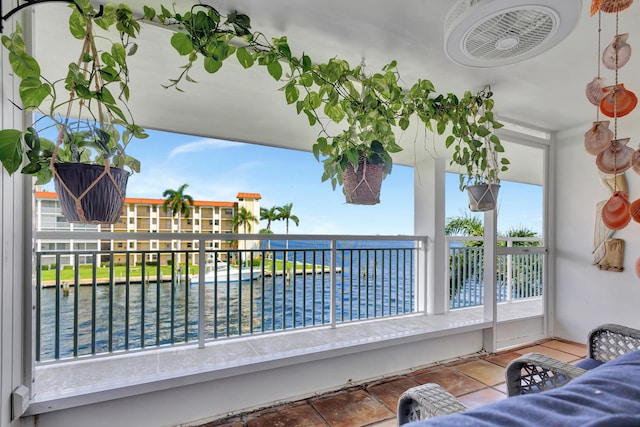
[19,77,50,108]
[0,129,23,175]
[236,47,254,68]
[267,61,283,80]
[476,125,491,137]
[97,86,116,105]
[285,83,299,104]
[171,33,194,55]
[304,110,317,126]
[111,43,127,66]
[445,135,455,148]
[68,10,86,39]
[101,52,116,68]
[300,72,313,87]
[302,54,312,72]
[203,57,223,73]
[324,103,345,123]
[143,6,156,20]
[8,51,40,79]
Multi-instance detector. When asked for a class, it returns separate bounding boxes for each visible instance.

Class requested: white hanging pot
[467,183,500,212]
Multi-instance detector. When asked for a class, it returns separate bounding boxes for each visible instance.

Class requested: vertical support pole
[330,239,337,328]
[506,240,513,302]
[198,239,205,349]
[483,208,498,353]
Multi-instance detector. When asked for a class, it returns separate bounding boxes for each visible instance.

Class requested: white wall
[554,123,640,342]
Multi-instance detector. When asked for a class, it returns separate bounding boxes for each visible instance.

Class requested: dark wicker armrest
[397,383,467,425]
[588,323,640,362]
[505,352,586,397]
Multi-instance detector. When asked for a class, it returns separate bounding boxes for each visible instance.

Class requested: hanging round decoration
[591,0,605,15]
[586,77,607,106]
[584,121,613,155]
[595,138,634,173]
[599,0,634,13]
[602,33,632,70]
[602,191,631,230]
[600,84,638,118]
[630,198,640,223]
[635,256,640,279]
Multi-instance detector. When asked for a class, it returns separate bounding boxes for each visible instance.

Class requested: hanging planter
[54,163,129,224]
[0,4,146,225]
[467,183,500,212]
[342,159,384,205]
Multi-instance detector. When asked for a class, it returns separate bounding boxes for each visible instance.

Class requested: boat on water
[190,260,262,284]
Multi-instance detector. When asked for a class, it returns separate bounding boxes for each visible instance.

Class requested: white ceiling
[28,1,639,175]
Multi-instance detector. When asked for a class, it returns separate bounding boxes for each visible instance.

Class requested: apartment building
[35,191,261,267]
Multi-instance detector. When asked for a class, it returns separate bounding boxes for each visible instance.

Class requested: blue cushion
[575,357,605,370]
[405,350,640,427]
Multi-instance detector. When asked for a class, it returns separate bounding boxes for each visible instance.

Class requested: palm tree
[260,206,280,253]
[503,226,540,247]
[232,207,257,234]
[276,203,299,271]
[260,206,280,233]
[162,184,195,230]
[276,203,299,235]
[445,212,484,247]
[232,207,258,264]
[162,184,194,265]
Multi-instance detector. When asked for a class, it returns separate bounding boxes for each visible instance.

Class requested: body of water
[38,240,417,360]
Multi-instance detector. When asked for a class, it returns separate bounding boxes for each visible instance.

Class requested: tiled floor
[197,338,586,427]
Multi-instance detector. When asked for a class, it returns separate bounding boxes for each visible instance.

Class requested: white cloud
[169,138,243,158]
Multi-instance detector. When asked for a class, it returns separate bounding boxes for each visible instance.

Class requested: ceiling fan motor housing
[445,0,583,67]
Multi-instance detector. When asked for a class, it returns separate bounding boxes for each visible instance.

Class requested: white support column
[414,157,447,314]
[1,3,35,425]
[483,208,498,353]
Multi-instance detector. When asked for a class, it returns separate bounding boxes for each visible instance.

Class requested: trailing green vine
[145,3,509,191]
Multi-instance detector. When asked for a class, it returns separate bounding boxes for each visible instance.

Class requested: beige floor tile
[311,389,394,427]
[515,345,581,363]
[457,388,506,410]
[541,340,586,357]
[412,367,485,396]
[453,360,506,386]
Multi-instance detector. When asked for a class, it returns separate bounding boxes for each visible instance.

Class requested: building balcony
[29,231,544,425]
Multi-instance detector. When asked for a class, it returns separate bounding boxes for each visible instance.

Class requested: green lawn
[39,259,327,282]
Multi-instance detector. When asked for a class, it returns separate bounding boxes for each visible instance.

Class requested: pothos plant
[144,4,508,193]
[444,87,510,191]
[0,1,147,185]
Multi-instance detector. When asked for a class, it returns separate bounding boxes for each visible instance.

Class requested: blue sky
[44,128,543,235]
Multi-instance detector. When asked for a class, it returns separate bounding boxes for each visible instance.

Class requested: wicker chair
[505,323,640,396]
[397,383,467,425]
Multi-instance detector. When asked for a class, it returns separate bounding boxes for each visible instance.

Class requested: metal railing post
[506,240,513,302]
[330,239,337,328]
[198,237,206,349]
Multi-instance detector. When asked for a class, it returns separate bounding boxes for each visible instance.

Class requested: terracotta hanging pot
[635,256,640,279]
[602,191,631,230]
[596,138,633,174]
[630,198,640,223]
[600,84,638,118]
[599,0,634,13]
[584,121,613,155]
[342,158,384,205]
[603,33,632,70]
[585,76,607,106]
